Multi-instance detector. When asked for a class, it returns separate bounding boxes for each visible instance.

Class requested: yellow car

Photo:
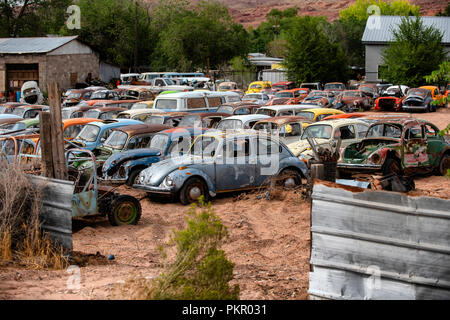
[295,108,345,122]
[245,81,271,94]
[419,86,445,107]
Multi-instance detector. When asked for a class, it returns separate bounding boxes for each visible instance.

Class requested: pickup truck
[118,78,194,94]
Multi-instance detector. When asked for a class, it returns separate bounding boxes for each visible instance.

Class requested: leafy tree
[150,0,249,72]
[335,0,421,68]
[61,0,154,70]
[424,61,450,86]
[284,16,349,85]
[380,16,446,87]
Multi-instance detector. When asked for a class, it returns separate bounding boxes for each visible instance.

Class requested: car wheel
[127,169,142,187]
[179,177,209,205]
[382,157,402,176]
[107,195,142,226]
[277,169,302,188]
[439,154,450,176]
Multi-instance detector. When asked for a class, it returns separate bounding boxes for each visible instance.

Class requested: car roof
[308,119,370,127]
[62,118,98,128]
[89,119,142,128]
[253,116,312,125]
[259,104,313,111]
[111,123,171,136]
[301,108,345,115]
[222,114,271,122]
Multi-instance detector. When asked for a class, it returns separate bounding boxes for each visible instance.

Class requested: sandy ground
[0,107,449,300]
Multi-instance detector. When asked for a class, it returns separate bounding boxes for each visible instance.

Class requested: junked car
[242,93,271,105]
[333,90,372,112]
[255,105,314,117]
[374,85,409,112]
[62,89,95,107]
[245,81,272,94]
[72,123,170,174]
[216,102,261,115]
[67,119,142,151]
[121,87,156,101]
[287,119,370,164]
[302,90,334,107]
[0,118,40,135]
[116,109,164,121]
[294,108,345,122]
[143,112,190,127]
[216,114,270,130]
[252,116,312,145]
[419,85,446,108]
[84,107,127,120]
[133,130,308,204]
[338,118,450,177]
[177,112,231,129]
[401,88,435,113]
[5,105,49,119]
[324,82,345,95]
[217,82,238,92]
[266,90,303,106]
[101,127,207,186]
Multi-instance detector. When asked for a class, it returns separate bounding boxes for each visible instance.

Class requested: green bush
[152,197,239,300]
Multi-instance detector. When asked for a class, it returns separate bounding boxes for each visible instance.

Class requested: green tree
[380,16,446,87]
[61,0,154,70]
[284,16,349,84]
[425,61,450,88]
[150,0,249,72]
[336,0,421,68]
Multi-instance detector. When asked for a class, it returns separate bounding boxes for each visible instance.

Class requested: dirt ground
[0,107,449,300]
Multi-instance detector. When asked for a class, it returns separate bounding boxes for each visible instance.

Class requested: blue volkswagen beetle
[67,119,142,151]
[101,126,207,186]
[133,130,308,204]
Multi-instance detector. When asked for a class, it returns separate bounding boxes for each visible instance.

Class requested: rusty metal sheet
[309,181,450,300]
[28,175,74,251]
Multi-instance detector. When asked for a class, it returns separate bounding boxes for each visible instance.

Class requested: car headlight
[165,176,174,187]
[139,174,145,184]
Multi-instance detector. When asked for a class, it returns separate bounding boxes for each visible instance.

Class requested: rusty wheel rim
[116,202,137,224]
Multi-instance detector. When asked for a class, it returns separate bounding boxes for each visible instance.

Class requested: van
[153,91,241,112]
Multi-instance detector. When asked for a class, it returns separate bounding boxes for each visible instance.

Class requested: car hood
[288,138,330,157]
[341,97,362,103]
[103,148,162,175]
[139,155,206,186]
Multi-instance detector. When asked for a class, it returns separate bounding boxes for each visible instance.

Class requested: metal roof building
[0,36,119,99]
[362,16,450,82]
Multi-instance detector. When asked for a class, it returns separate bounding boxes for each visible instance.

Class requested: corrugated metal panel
[309,181,450,300]
[362,16,450,44]
[0,36,78,54]
[28,175,74,251]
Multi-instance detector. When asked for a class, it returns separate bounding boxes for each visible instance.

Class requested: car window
[223,138,250,158]
[71,111,83,118]
[280,123,302,137]
[257,138,278,155]
[64,124,83,139]
[126,135,152,150]
[187,98,207,109]
[424,124,437,137]
[405,125,423,140]
[207,97,222,107]
[235,107,251,115]
[279,111,293,116]
[316,114,332,121]
[356,124,368,138]
[339,125,356,140]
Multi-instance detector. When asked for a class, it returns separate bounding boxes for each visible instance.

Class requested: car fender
[278,157,309,177]
[123,156,161,178]
[167,168,217,196]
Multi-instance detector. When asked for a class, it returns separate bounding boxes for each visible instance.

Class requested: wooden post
[39,111,54,178]
[311,163,325,180]
[47,82,68,180]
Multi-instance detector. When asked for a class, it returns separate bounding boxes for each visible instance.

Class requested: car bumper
[98,176,127,185]
[337,163,382,172]
[132,183,175,195]
[402,105,427,111]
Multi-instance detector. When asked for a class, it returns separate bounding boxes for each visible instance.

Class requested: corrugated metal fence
[29,175,74,251]
[309,181,450,300]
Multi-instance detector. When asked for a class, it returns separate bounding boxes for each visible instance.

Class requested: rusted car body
[321,113,367,121]
[142,111,190,127]
[0,133,41,170]
[62,89,95,107]
[324,82,345,95]
[419,85,446,108]
[84,107,127,120]
[0,102,29,115]
[302,90,334,107]
[216,101,261,115]
[63,118,99,141]
[338,118,450,176]
[7,105,49,119]
[374,85,408,112]
[121,87,156,101]
[334,90,372,112]
[177,112,231,129]
[359,83,378,101]
[252,116,312,145]
[266,89,305,106]
[217,82,238,92]
[270,81,295,93]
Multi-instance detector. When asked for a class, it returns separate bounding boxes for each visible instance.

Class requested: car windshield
[343,91,361,97]
[244,94,261,100]
[85,110,100,119]
[309,91,326,97]
[272,85,285,91]
[11,107,25,117]
[149,133,169,152]
[275,92,293,98]
[68,92,82,99]
[61,109,74,120]
[219,85,231,90]
[143,116,163,125]
[64,125,83,139]
[0,122,25,132]
[76,124,100,142]
[164,79,175,85]
[190,136,219,157]
[253,122,278,134]
[103,130,128,150]
[250,84,262,89]
[126,91,139,98]
[296,111,315,120]
[216,106,233,114]
[131,103,148,110]
[178,115,201,127]
[325,84,344,90]
[90,92,107,99]
[256,109,276,117]
[407,89,427,97]
[155,99,177,109]
[301,124,333,140]
[366,124,402,139]
[216,119,243,130]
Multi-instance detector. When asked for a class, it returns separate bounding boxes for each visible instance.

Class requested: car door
[337,124,358,149]
[423,123,441,168]
[215,137,255,192]
[255,137,281,186]
[279,122,303,145]
[403,124,429,168]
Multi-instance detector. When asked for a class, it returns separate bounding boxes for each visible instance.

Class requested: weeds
[115,197,239,300]
[0,159,68,269]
